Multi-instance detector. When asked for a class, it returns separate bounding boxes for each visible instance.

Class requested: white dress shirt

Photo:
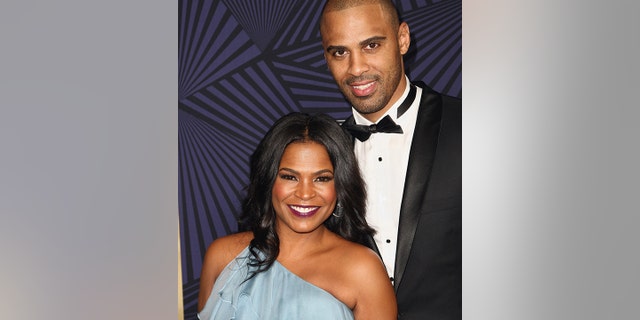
[352,77,421,280]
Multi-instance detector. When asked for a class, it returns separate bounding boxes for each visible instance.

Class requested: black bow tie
[342,115,403,142]
[343,84,417,142]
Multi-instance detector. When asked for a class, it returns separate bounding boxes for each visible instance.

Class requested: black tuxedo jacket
[344,82,461,320]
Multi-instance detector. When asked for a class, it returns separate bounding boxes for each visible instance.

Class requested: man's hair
[321,0,401,29]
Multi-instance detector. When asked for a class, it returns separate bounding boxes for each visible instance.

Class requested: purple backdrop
[178,0,461,317]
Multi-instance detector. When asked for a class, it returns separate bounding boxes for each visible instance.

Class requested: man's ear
[398,22,411,55]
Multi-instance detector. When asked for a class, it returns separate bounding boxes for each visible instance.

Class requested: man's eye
[365,43,380,50]
[333,50,346,57]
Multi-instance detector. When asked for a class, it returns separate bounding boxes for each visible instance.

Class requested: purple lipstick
[288,205,320,218]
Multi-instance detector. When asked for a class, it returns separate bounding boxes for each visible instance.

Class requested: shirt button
[386,239,391,243]
[390,277,394,282]
[378,157,383,162]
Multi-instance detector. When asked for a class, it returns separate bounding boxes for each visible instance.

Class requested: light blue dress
[198,246,354,320]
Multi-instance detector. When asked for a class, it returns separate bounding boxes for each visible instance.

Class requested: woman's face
[272,141,337,235]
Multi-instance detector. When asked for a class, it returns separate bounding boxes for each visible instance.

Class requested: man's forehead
[323,0,384,12]
[323,3,384,17]
[321,7,392,41]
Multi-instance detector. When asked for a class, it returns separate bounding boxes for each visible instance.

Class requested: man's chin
[347,93,375,103]
[352,103,385,115]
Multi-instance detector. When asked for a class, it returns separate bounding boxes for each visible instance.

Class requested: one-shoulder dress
[198,246,354,320]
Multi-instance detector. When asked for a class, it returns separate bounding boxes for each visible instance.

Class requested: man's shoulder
[412,81,461,105]
[412,81,461,121]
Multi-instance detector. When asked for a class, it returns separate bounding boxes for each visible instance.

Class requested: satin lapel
[393,86,443,290]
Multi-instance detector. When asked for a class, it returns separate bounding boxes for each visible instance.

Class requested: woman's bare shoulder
[206,231,253,263]
[326,236,388,283]
[333,237,382,265]
[319,236,396,318]
[332,239,397,319]
[202,232,253,283]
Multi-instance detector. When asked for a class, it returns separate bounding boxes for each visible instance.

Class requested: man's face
[321,4,410,122]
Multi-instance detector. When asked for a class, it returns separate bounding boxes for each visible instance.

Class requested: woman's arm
[196,232,252,312]
[196,240,222,312]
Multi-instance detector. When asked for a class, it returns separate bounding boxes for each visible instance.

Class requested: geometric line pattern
[178,1,461,317]
[394,0,447,12]
[179,0,262,99]
[181,278,200,320]
[179,109,251,281]
[221,0,302,50]
[404,0,462,96]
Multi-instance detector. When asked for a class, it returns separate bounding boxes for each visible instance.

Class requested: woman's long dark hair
[239,112,374,276]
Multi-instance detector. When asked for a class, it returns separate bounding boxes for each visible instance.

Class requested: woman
[197,113,397,319]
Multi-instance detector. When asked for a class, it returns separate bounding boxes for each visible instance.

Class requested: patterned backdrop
[178,0,461,317]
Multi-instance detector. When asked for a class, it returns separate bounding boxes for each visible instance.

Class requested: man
[320,0,461,319]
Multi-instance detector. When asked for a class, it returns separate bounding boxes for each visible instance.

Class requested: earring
[332,203,343,218]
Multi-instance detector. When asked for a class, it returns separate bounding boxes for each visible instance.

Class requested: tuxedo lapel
[393,86,443,290]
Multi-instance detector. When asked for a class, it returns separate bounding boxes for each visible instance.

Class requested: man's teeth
[353,82,373,90]
[290,206,317,213]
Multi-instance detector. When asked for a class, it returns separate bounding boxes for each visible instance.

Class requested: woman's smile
[288,205,320,217]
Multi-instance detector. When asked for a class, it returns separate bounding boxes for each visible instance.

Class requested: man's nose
[348,52,369,76]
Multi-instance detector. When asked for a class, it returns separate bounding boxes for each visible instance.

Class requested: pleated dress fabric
[198,246,354,320]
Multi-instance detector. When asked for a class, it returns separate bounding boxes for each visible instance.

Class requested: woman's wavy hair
[238,112,373,275]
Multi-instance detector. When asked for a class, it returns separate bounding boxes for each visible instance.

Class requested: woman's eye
[279,174,297,181]
[314,176,334,182]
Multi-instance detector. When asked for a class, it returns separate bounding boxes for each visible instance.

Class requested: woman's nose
[294,180,315,199]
